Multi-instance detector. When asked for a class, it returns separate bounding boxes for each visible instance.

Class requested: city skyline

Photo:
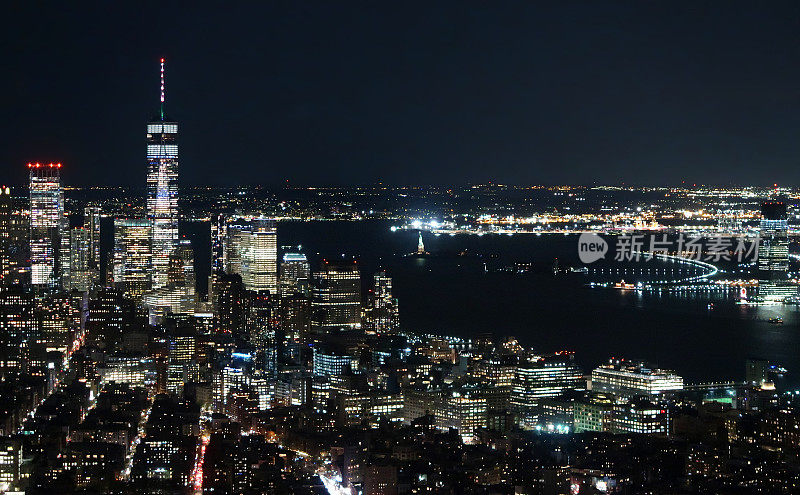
[4,4,800,494]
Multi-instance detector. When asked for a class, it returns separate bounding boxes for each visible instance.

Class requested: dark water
[111,219,800,387]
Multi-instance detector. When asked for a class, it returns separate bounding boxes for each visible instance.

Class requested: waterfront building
[510,353,585,430]
[591,359,683,398]
[758,202,796,301]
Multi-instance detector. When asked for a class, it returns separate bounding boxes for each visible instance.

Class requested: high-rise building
[146,59,179,291]
[0,189,27,287]
[510,353,585,429]
[611,397,670,435]
[167,331,198,394]
[759,202,789,275]
[29,162,65,287]
[246,291,279,376]
[311,260,362,334]
[214,273,247,335]
[573,393,615,433]
[0,187,11,287]
[0,186,14,287]
[312,346,354,377]
[209,214,226,303]
[758,202,795,301]
[280,293,311,342]
[86,287,131,348]
[223,221,247,276]
[61,227,93,292]
[240,219,277,294]
[0,286,37,378]
[83,206,101,271]
[222,218,278,294]
[366,271,398,334]
[279,252,310,296]
[36,292,79,355]
[0,437,21,490]
[168,239,196,297]
[143,239,198,325]
[210,213,226,274]
[113,219,152,299]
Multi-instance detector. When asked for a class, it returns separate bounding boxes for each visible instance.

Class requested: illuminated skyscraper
[311,260,362,334]
[280,293,311,342]
[759,202,789,275]
[36,292,79,355]
[113,219,152,299]
[170,239,196,297]
[83,206,101,271]
[0,186,11,286]
[0,188,26,287]
[510,353,584,430]
[758,202,795,301]
[146,58,179,291]
[211,213,226,274]
[223,221,248,276]
[28,162,65,287]
[0,286,36,378]
[143,239,198,324]
[279,252,310,296]
[61,227,92,292]
[223,218,278,294]
[209,213,226,303]
[367,270,398,333]
[240,219,277,293]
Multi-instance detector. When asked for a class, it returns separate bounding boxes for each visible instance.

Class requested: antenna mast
[160,58,165,121]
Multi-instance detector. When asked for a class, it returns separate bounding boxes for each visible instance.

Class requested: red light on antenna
[27,163,32,168]
[161,58,165,63]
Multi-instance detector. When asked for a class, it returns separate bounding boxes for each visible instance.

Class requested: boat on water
[768,317,784,325]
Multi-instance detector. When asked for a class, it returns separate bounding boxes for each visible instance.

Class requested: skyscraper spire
[160,58,165,121]
[147,57,179,300]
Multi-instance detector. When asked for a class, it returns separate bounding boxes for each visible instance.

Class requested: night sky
[4,2,800,187]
